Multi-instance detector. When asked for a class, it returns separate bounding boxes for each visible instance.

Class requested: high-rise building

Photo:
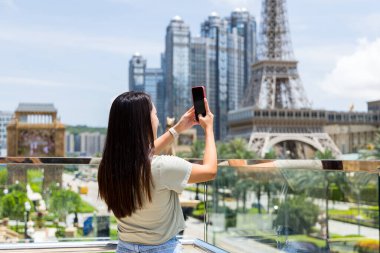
[65,132,75,154]
[145,68,165,134]
[227,28,245,111]
[79,132,106,156]
[200,13,228,140]
[165,16,191,120]
[129,53,147,92]
[0,111,13,152]
[128,54,166,135]
[196,12,245,139]
[228,8,257,93]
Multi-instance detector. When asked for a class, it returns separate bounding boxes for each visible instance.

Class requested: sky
[0,0,379,127]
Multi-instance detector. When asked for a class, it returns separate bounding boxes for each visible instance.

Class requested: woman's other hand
[174,107,197,133]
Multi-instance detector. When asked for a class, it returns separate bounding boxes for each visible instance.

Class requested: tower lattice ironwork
[243,0,309,109]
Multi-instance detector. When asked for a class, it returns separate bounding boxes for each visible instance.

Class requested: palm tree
[217,138,256,159]
[190,140,205,158]
[282,169,351,246]
[227,138,257,159]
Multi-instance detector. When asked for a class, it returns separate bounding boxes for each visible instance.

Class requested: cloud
[320,38,380,101]
[0,76,64,87]
[0,76,113,93]
[0,25,162,56]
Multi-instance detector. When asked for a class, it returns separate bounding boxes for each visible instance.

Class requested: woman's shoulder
[152,155,190,168]
[152,155,182,164]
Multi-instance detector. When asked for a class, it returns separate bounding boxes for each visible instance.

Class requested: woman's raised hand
[198,98,214,131]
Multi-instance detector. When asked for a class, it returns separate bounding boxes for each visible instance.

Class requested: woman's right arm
[188,99,217,184]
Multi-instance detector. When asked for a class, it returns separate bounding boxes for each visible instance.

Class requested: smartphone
[192,86,207,121]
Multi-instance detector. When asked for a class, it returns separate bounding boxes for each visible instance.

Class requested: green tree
[1,190,29,233]
[264,149,277,159]
[213,167,237,212]
[0,167,8,186]
[49,189,81,222]
[273,195,319,235]
[190,140,205,158]
[231,177,254,212]
[217,138,256,159]
[283,169,350,244]
[315,149,335,159]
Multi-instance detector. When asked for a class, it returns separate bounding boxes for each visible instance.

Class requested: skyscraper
[128,53,166,135]
[0,111,13,153]
[227,28,245,111]
[145,68,165,134]
[228,8,257,96]
[200,13,229,140]
[196,12,245,139]
[164,16,191,120]
[129,53,146,92]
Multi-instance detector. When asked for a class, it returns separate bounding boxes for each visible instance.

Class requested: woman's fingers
[186,106,195,113]
[204,98,211,113]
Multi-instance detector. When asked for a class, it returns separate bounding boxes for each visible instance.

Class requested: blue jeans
[116,237,183,253]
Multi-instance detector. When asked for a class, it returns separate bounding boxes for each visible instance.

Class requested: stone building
[7,103,65,157]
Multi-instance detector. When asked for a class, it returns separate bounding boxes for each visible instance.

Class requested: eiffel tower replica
[236,0,341,158]
[243,0,309,108]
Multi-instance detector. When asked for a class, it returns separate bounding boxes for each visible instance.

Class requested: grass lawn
[78,199,97,213]
[329,207,378,228]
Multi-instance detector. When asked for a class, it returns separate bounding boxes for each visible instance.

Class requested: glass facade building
[128,53,146,92]
[164,16,191,121]
[228,8,257,94]
[197,13,245,139]
[0,111,13,151]
[128,54,165,135]
[145,68,165,134]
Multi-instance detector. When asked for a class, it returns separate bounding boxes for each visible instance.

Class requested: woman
[98,91,217,253]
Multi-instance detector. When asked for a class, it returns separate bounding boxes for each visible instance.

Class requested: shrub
[273,195,319,235]
[354,239,379,253]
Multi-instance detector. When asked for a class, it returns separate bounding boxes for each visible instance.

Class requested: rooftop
[16,103,57,113]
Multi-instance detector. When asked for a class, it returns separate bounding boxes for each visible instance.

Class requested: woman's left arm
[154,107,197,155]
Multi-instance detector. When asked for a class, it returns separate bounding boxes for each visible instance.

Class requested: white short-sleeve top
[116,155,192,245]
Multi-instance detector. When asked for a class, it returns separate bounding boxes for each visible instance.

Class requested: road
[63,173,108,213]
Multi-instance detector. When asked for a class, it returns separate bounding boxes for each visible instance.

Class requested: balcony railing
[0,157,379,252]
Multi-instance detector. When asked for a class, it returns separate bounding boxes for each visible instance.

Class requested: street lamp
[24,201,31,240]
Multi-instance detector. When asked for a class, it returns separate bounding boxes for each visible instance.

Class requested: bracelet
[168,127,179,139]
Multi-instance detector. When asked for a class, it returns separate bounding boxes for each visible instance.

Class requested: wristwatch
[168,127,179,139]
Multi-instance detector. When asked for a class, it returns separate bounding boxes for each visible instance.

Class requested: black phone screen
[192,87,206,121]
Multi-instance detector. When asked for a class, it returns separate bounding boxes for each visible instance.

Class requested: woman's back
[116,155,192,245]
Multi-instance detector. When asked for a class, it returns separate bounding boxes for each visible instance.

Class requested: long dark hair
[98,91,155,218]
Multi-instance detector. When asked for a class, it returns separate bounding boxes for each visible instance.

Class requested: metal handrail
[1,156,379,172]
[0,238,229,253]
